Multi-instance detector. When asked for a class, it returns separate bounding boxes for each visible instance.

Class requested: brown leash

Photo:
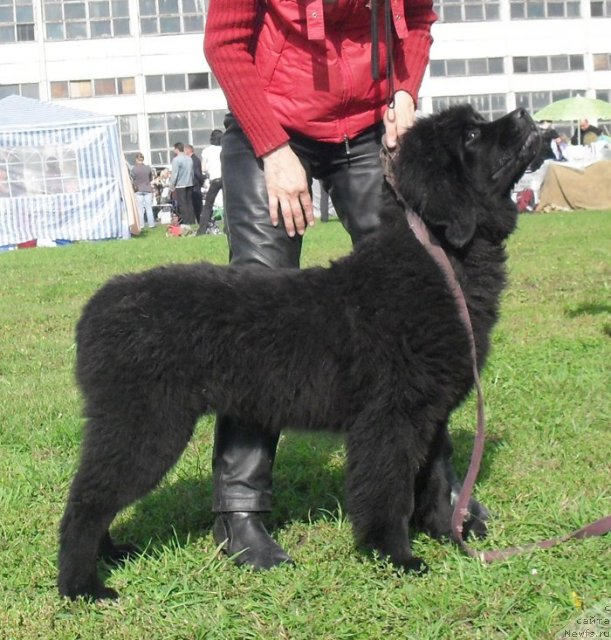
[380,146,611,561]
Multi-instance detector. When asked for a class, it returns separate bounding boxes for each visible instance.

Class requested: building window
[93,77,136,95]
[164,74,186,92]
[188,73,210,90]
[118,77,135,94]
[148,109,226,165]
[50,77,135,98]
[50,81,69,99]
[145,75,163,93]
[0,83,39,99]
[596,89,611,102]
[513,54,584,74]
[430,57,504,77]
[509,1,580,19]
[94,78,117,96]
[590,1,611,17]
[44,0,131,41]
[433,0,500,23]
[145,73,211,93]
[432,94,506,121]
[593,53,611,71]
[118,114,140,165]
[139,0,203,35]
[0,0,35,42]
[70,80,93,98]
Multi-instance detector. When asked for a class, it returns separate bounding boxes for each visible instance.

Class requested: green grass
[0,212,609,640]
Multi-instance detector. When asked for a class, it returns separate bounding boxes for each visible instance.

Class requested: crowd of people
[129,130,225,236]
[129,119,607,235]
[528,117,609,171]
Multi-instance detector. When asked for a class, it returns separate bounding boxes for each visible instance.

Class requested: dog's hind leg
[414,424,489,540]
[58,408,197,601]
[345,415,427,573]
[412,425,454,540]
[98,529,140,565]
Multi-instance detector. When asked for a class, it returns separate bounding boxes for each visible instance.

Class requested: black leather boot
[213,512,293,569]
[212,416,294,568]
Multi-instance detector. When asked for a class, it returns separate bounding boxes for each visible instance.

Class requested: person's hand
[262,143,314,237]
[383,90,416,151]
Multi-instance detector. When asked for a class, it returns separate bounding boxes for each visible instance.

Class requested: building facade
[1,0,610,165]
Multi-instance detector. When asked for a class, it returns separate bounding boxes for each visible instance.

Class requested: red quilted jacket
[204,0,436,157]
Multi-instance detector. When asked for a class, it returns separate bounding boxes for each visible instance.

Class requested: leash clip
[380,140,400,194]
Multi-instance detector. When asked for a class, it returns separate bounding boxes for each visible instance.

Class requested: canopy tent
[0,95,137,248]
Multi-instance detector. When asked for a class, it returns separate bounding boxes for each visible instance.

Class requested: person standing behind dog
[204,0,437,569]
[185,144,204,223]
[571,118,602,145]
[130,153,156,229]
[197,129,224,236]
[169,142,195,224]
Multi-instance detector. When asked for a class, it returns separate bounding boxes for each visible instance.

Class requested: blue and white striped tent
[0,95,131,247]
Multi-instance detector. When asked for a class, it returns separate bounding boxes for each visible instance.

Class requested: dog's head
[392,104,541,248]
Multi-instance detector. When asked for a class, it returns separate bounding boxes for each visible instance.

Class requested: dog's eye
[465,129,481,146]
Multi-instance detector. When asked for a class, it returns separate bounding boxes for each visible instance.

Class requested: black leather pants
[212,114,385,513]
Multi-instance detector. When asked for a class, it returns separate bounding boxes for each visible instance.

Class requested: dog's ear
[395,128,480,248]
[404,168,479,248]
[440,209,477,248]
[422,194,478,248]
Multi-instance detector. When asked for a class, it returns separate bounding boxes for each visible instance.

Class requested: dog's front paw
[392,556,429,575]
[59,578,119,602]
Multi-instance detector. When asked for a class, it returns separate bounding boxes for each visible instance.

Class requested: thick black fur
[58,105,540,600]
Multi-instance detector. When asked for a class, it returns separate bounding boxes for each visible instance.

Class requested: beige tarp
[538,160,611,210]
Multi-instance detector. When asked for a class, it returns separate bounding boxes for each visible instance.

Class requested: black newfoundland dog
[58,105,539,600]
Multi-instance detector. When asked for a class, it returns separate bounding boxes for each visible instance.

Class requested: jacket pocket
[255,19,289,88]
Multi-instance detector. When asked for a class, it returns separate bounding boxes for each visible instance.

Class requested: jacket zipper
[332,31,353,150]
[344,135,351,157]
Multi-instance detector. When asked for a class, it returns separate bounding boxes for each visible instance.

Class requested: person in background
[203,0,446,572]
[185,144,204,223]
[153,168,172,205]
[166,211,196,237]
[539,120,565,160]
[571,118,602,145]
[197,129,224,236]
[529,120,565,170]
[130,152,156,229]
[169,142,195,224]
[44,157,63,195]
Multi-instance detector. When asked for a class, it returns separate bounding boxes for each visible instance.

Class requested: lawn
[0,211,609,640]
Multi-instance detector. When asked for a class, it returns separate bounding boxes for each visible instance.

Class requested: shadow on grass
[112,431,345,552]
[565,301,611,318]
[449,427,504,489]
[112,427,504,559]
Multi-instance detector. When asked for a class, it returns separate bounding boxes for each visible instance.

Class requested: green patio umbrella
[533,95,611,122]
[533,95,611,144]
